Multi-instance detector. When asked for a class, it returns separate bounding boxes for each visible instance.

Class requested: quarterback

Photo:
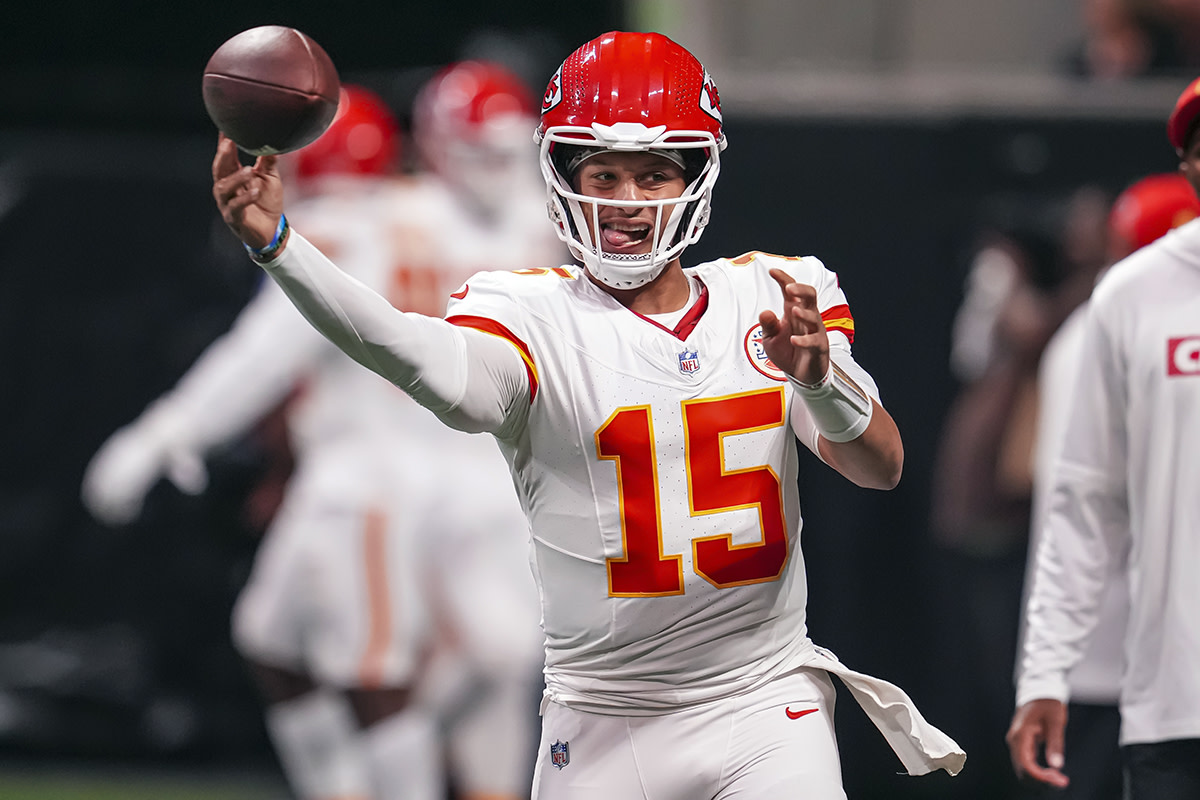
[212,31,964,799]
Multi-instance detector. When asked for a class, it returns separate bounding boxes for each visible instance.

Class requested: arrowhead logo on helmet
[542,65,563,114]
[700,71,722,124]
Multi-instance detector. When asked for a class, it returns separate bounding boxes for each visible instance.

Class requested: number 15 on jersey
[597,386,791,597]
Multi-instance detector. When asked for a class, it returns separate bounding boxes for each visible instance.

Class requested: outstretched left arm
[759,267,903,490]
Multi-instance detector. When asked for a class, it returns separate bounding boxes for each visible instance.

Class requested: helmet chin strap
[572,199,686,289]
[582,251,669,290]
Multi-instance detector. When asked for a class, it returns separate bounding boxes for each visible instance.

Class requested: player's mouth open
[601,221,651,250]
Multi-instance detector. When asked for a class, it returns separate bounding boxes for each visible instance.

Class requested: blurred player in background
[212,30,965,798]
[930,198,1103,800]
[395,60,563,800]
[84,83,440,800]
[83,68,557,800]
[1008,78,1200,799]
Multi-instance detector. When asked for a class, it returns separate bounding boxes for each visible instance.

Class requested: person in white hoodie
[1012,171,1200,800]
[1007,77,1200,799]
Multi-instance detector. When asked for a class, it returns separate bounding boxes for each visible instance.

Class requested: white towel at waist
[807,645,967,777]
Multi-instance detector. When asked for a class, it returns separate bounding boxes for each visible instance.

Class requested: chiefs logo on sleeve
[1168,336,1200,375]
[744,324,786,380]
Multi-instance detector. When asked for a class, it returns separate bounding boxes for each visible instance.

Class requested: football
[202,25,340,156]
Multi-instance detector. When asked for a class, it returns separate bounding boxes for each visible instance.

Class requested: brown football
[202,25,340,156]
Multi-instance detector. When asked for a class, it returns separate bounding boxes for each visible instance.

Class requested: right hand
[211,133,284,251]
[757,267,831,387]
[1006,698,1070,789]
[82,422,208,526]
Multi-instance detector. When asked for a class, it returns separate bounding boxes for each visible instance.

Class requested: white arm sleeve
[259,232,529,434]
[789,339,881,458]
[1015,306,1129,707]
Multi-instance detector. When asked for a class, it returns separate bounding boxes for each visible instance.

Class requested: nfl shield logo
[678,349,701,375]
[550,739,570,770]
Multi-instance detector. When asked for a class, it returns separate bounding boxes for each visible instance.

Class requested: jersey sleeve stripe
[446,314,540,401]
[821,304,855,343]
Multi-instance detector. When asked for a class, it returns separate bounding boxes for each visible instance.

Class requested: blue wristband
[245,214,288,260]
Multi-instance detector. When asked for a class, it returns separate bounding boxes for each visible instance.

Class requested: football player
[212,31,965,798]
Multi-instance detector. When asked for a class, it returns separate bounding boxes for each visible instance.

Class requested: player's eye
[642,171,676,187]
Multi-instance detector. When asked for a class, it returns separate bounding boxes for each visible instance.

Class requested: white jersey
[442,252,867,712]
[1017,218,1200,745]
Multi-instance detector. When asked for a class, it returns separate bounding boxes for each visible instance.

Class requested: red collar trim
[632,279,709,341]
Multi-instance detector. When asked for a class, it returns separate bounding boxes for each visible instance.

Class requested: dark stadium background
[0,2,1184,798]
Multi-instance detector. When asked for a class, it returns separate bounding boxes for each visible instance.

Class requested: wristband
[789,362,873,443]
[244,214,288,262]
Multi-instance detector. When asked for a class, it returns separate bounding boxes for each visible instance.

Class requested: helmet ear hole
[681,149,708,185]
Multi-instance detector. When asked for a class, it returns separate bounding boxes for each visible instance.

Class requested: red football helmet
[1167,75,1200,153]
[536,31,726,288]
[1108,172,1200,260]
[412,60,540,216]
[292,85,401,179]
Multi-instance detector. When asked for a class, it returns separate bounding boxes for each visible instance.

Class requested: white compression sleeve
[258,232,529,435]
[789,353,876,448]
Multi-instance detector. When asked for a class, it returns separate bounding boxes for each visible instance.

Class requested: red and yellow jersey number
[597,387,790,597]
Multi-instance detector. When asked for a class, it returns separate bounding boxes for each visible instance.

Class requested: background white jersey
[1017,301,1128,705]
[444,251,875,713]
[1017,218,1200,745]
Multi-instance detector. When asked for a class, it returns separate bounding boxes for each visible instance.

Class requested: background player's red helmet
[292,85,400,179]
[1107,172,1200,259]
[1167,75,1200,153]
[412,60,540,216]
[536,31,726,289]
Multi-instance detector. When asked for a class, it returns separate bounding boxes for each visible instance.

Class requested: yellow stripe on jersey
[821,304,855,343]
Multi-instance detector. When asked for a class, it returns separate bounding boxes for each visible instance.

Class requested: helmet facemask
[540,123,721,289]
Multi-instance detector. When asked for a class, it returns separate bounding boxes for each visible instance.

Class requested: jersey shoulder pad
[715,251,854,342]
[716,251,836,286]
[446,264,582,316]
